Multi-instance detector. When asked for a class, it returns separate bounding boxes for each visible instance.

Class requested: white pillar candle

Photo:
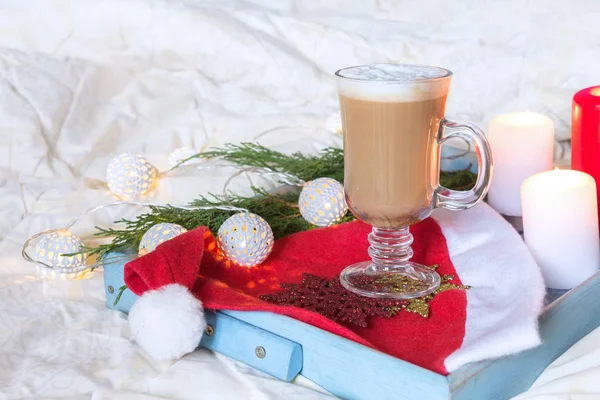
[521,169,599,289]
[488,112,555,216]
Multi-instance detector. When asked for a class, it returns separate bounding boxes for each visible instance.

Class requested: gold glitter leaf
[405,298,430,317]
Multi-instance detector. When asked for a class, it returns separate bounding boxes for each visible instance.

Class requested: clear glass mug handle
[434,118,494,211]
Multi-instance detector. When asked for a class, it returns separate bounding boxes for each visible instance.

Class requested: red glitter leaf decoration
[259,273,407,328]
[259,272,469,328]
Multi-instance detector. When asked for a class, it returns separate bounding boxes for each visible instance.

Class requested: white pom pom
[129,283,206,361]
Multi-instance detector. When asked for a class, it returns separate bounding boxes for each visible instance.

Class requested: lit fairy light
[217,213,274,267]
[299,178,348,227]
[106,153,157,200]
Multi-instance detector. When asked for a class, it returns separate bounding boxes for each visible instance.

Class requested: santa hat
[125,227,209,361]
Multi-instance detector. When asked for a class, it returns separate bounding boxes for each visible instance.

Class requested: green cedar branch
[87,144,476,259]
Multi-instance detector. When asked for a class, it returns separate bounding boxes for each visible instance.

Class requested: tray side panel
[103,254,303,381]
[104,258,138,313]
[201,311,303,382]
[449,272,600,400]
[223,310,449,400]
[104,253,449,399]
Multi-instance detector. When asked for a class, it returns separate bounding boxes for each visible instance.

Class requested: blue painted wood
[103,252,302,382]
[223,310,449,400]
[102,247,600,399]
[103,259,139,313]
[202,311,303,381]
[449,271,600,400]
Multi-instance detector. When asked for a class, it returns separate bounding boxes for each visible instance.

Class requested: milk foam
[336,64,451,102]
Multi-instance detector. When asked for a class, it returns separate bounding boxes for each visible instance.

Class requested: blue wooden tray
[103,255,600,400]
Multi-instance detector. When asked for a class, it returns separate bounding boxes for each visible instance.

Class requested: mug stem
[340,227,441,299]
[367,227,414,270]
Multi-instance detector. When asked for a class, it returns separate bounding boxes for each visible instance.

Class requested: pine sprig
[190,143,345,183]
[88,144,476,259]
[87,188,355,259]
[440,167,478,191]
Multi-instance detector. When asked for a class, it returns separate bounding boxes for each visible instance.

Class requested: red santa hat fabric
[125,203,544,374]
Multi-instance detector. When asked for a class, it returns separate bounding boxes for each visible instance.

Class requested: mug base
[339,261,441,299]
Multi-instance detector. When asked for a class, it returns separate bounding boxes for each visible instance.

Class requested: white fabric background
[1,0,599,399]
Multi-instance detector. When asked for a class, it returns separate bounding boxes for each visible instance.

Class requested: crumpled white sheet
[0,0,599,399]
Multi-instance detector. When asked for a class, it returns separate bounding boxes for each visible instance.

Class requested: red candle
[572,86,600,226]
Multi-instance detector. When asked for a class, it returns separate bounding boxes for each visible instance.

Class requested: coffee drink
[337,64,451,228]
[337,63,492,299]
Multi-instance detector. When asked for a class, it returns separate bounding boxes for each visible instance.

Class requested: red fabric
[125,219,467,375]
[125,226,208,293]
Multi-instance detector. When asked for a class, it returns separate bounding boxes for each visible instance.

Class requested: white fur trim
[129,283,206,361]
[433,203,545,372]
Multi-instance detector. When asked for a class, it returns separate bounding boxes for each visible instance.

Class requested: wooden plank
[103,253,303,381]
[104,254,448,399]
[223,310,449,400]
[448,272,600,400]
[201,311,303,382]
[103,261,138,313]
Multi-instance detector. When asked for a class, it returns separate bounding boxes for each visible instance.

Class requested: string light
[299,177,348,227]
[139,223,188,255]
[33,228,87,267]
[25,119,352,276]
[217,213,274,268]
[168,146,200,169]
[106,153,157,200]
[21,201,250,279]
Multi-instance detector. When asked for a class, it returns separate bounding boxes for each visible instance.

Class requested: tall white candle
[488,112,555,216]
[521,169,599,289]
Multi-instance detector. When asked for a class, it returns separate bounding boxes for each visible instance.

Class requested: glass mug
[336,64,493,299]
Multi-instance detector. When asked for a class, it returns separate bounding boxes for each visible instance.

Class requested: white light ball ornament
[139,223,188,255]
[34,229,88,278]
[106,153,157,200]
[217,213,274,267]
[168,146,200,169]
[299,177,348,227]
